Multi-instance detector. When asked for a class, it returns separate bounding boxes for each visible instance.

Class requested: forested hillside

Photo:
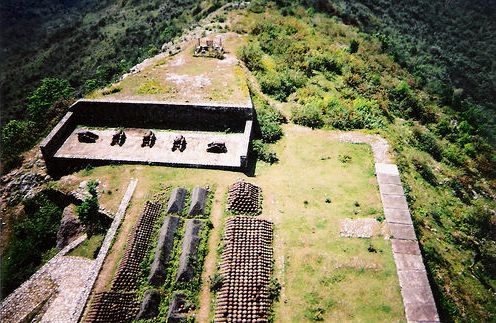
[0,0,231,122]
[300,0,496,141]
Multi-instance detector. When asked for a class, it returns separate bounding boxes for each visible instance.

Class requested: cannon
[172,135,186,152]
[111,129,126,146]
[77,131,99,143]
[206,141,227,153]
[142,130,156,147]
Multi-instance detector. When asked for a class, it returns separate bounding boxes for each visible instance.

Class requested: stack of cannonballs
[214,217,273,322]
[112,201,162,291]
[227,180,262,215]
[83,292,138,322]
[86,202,162,321]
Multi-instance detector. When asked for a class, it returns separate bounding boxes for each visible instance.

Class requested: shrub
[412,156,437,186]
[252,140,278,164]
[237,42,264,71]
[411,126,443,161]
[259,69,307,101]
[306,51,342,75]
[349,39,359,53]
[77,180,105,237]
[291,102,324,129]
[1,193,61,297]
[1,120,36,156]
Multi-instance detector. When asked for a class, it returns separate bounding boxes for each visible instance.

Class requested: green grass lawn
[68,234,104,259]
[65,125,404,322]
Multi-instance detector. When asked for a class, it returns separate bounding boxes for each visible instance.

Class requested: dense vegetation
[235,3,495,321]
[0,192,62,298]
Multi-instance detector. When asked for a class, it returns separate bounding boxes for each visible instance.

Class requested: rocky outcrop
[56,204,85,249]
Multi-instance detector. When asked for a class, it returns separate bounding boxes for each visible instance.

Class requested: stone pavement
[0,235,90,323]
[376,163,440,323]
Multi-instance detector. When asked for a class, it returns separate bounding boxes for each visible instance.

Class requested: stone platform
[55,127,246,168]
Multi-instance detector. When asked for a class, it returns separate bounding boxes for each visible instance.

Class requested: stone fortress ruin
[40,99,253,174]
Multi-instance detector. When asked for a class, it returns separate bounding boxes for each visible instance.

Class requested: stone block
[394,253,425,271]
[381,194,409,210]
[384,208,413,225]
[389,223,417,240]
[391,239,421,255]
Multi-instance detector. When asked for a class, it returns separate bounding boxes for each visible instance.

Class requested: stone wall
[71,99,252,131]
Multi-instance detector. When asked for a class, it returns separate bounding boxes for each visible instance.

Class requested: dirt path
[197,186,226,322]
[92,181,146,292]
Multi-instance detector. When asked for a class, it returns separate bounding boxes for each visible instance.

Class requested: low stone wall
[40,111,77,158]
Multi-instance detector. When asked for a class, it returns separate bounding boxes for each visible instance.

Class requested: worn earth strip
[197,186,225,322]
[69,178,138,323]
[339,133,440,323]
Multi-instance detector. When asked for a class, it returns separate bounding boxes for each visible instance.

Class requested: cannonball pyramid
[227,180,262,215]
[214,217,273,322]
[84,292,138,322]
[84,201,162,322]
[111,201,162,291]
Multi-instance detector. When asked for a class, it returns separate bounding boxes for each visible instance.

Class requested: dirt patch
[340,218,390,238]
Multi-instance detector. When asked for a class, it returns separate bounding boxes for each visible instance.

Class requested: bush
[259,69,307,101]
[1,120,36,156]
[77,180,105,237]
[291,102,324,129]
[252,140,278,164]
[1,193,61,297]
[412,156,437,186]
[306,51,342,75]
[411,126,443,161]
[349,39,359,53]
[238,42,264,71]
[255,99,284,143]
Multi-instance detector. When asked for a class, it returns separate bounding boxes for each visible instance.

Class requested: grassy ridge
[234,3,495,321]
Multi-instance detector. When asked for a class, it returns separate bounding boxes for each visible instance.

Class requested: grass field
[88,32,250,105]
[65,125,404,322]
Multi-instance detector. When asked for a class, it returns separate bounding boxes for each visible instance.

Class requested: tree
[26,78,74,123]
[77,180,105,237]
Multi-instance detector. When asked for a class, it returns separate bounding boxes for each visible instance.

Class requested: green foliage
[252,139,279,164]
[291,101,324,129]
[412,156,437,186]
[349,39,359,54]
[259,69,307,101]
[268,277,281,301]
[1,193,61,298]
[411,126,443,161]
[209,272,224,292]
[256,100,284,143]
[238,42,264,71]
[1,120,36,156]
[26,78,73,123]
[77,180,105,237]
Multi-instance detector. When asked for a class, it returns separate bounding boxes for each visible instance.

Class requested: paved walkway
[338,133,440,323]
[376,163,439,322]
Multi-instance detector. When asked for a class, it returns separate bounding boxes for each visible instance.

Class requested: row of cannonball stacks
[215,217,273,322]
[227,180,262,215]
[83,292,139,322]
[111,201,162,292]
